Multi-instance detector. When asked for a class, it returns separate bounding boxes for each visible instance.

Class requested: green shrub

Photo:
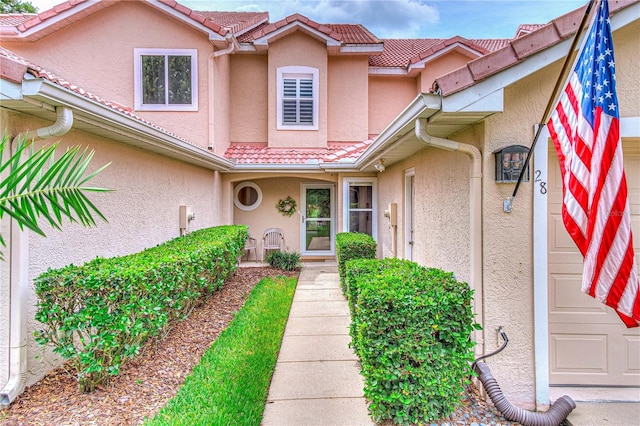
[34,225,247,392]
[346,258,479,424]
[265,250,301,271]
[335,232,376,293]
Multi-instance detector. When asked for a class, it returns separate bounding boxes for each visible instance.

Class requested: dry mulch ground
[0,267,296,426]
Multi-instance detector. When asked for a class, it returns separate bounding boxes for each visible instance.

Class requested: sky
[27,0,588,39]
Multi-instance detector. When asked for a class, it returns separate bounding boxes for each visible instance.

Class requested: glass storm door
[301,184,335,256]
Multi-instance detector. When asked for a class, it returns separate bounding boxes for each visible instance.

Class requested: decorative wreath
[276,196,297,217]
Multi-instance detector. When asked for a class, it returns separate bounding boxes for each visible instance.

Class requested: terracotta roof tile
[325,24,380,44]
[196,11,269,34]
[434,1,633,96]
[0,47,198,148]
[241,13,344,42]
[225,141,372,164]
[515,24,546,38]
[2,0,230,39]
[0,13,35,26]
[371,37,509,68]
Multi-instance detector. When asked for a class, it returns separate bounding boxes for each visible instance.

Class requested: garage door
[548,139,640,386]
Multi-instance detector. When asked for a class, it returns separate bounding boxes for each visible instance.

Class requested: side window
[343,178,377,239]
[277,66,318,130]
[134,49,197,111]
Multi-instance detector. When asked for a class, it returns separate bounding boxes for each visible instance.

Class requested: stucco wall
[211,53,231,155]
[419,50,473,93]
[3,2,214,148]
[614,20,640,115]
[368,76,417,135]
[377,145,472,281]
[1,111,221,387]
[230,55,269,143]
[227,174,338,256]
[327,56,369,141]
[267,32,328,148]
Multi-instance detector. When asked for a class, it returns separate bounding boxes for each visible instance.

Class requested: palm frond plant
[0,131,111,259]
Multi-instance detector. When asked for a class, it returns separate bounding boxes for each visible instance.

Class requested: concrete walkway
[262,262,374,425]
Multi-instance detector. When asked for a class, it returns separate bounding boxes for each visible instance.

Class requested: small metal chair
[262,228,284,261]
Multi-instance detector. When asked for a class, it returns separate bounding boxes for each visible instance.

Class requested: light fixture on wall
[374,159,386,172]
[494,145,530,183]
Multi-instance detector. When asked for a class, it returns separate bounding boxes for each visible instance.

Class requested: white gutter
[0,106,73,407]
[415,117,485,356]
[214,34,239,58]
[19,78,234,171]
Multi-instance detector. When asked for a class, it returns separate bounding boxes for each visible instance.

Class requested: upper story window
[277,66,318,130]
[134,48,198,111]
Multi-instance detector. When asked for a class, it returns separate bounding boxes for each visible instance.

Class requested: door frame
[404,168,415,261]
[300,182,335,257]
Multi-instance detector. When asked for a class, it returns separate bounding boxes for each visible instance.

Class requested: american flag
[547,0,639,327]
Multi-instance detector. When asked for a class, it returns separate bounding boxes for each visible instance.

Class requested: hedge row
[34,225,247,392]
[345,258,479,425]
[335,232,376,293]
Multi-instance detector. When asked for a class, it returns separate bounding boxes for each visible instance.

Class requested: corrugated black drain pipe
[471,328,576,426]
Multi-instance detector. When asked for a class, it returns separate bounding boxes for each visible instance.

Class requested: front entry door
[301,183,335,256]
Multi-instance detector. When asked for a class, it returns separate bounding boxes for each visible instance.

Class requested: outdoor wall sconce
[494,145,530,183]
[374,159,386,172]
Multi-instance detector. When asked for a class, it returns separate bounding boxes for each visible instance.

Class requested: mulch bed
[0,267,296,426]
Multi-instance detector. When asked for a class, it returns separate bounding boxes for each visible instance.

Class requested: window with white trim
[343,178,377,239]
[277,66,318,130]
[134,48,198,111]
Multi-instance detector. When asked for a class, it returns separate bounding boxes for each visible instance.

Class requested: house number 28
[535,170,547,194]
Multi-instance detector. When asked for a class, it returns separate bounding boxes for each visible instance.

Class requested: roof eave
[3,77,234,171]
[252,22,342,48]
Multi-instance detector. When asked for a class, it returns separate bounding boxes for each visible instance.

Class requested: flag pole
[505,0,598,212]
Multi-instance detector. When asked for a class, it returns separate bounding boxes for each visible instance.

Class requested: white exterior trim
[533,124,550,409]
[342,177,378,241]
[300,183,336,256]
[134,48,198,111]
[404,168,415,261]
[276,66,319,130]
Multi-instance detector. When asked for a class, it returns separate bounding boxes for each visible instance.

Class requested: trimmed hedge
[34,225,247,392]
[335,232,376,292]
[346,258,479,425]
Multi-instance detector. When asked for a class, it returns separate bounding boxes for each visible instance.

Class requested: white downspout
[414,118,485,356]
[24,107,73,140]
[0,106,73,407]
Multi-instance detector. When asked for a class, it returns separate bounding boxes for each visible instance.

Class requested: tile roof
[0,13,35,26]
[514,24,546,38]
[196,11,268,35]
[370,37,509,68]
[433,0,633,96]
[236,15,381,46]
[241,13,343,42]
[0,46,197,147]
[224,141,373,164]
[324,24,380,44]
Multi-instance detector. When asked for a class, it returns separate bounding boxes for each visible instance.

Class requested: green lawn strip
[146,275,297,426]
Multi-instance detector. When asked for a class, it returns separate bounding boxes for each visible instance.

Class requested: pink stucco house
[1,0,638,410]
